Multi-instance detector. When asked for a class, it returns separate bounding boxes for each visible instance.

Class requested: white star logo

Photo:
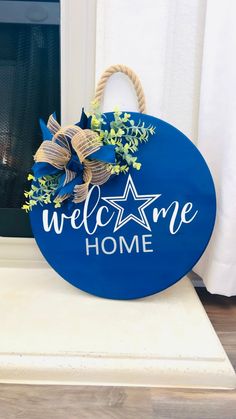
[102,175,161,232]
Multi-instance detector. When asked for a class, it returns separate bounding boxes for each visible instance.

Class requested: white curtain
[96,0,206,142]
[96,0,236,296]
[194,0,236,296]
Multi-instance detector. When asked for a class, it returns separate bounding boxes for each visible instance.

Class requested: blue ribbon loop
[90,145,116,164]
[39,119,53,141]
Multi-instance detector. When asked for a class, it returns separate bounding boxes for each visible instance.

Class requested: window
[0,0,60,237]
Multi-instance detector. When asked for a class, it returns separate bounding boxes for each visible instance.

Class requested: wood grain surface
[0,288,235,419]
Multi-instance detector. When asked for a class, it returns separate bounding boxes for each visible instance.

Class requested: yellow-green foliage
[90,105,155,175]
[22,106,156,211]
[23,174,61,212]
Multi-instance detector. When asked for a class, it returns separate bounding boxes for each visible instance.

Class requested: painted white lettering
[83,186,103,235]
[142,234,153,252]
[153,201,198,234]
[101,237,117,255]
[70,209,82,229]
[119,235,139,253]
[42,184,198,237]
[96,205,114,228]
[181,202,198,224]
[43,210,61,234]
[85,237,99,255]
[153,202,179,234]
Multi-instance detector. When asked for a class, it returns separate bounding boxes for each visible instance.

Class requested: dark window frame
[0,2,60,238]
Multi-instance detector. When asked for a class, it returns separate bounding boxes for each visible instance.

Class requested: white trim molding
[0,237,44,266]
[60,0,97,125]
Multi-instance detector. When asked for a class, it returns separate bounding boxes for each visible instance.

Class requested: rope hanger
[94,64,146,114]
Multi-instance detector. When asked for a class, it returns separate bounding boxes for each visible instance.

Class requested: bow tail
[86,160,111,185]
[55,168,78,203]
[72,160,111,203]
[47,113,61,135]
[65,167,76,185]
[73,164,92,203]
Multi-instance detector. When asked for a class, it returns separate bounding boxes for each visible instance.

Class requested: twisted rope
[94,64,146,113]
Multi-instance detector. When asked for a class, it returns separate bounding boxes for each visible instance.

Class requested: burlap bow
[33,113,115,203]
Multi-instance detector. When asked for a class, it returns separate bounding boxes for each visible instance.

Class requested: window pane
[0,4,60,236]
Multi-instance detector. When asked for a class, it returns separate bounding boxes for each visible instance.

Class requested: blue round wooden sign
[30,112,216,299]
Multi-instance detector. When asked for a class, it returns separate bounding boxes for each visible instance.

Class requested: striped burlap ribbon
[34,114,111,203]
[34,65,146,203]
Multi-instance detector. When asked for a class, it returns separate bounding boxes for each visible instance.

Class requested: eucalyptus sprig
[22,173,62,212]
[90,105,155,175]
[22,106,156,212]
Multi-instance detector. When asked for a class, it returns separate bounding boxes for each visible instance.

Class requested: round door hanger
[30,112,216,299]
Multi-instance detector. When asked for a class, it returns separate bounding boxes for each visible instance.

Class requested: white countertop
[0,237,235,388]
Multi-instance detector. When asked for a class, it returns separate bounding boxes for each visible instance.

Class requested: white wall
[95,0,206,142]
